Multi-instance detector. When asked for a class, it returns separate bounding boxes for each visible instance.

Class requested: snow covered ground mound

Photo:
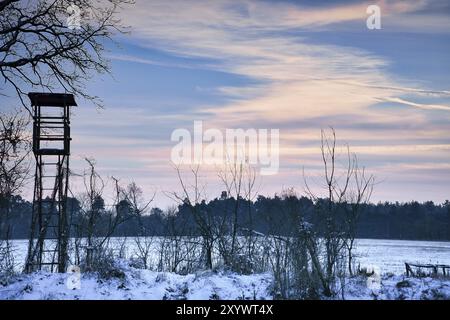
[345,274,450,300]
[0,262,273,300]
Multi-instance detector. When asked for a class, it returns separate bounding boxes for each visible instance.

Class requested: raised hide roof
[28,92,77,107]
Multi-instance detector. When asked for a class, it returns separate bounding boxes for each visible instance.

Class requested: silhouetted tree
[0,0,132,110]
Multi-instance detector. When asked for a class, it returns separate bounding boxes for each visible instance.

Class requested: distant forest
[5,194,450,241]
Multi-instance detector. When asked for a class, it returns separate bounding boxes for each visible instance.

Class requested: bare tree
[303,128,347,295]
[156,206,201,274]
[241,161,259,269]
[0,109,30,235]
[303,128,374,296]
[217,158,259,272]
[0,109,30,276]
[217,159,243,267]
[344,161,374,275]
[133,232,154,270]
[0,0,132,110]
[167,164,215,269]
[259,188,315,299]
[75,157,131,269]
[101,176,131,244]
[124,181,154,235]
[78,157,105,267]
[0,109,30,221]
[123,181,155,269]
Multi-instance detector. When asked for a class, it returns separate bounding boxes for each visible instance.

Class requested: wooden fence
[405,262,450,277]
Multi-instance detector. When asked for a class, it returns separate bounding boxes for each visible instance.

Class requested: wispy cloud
[107,53,199,70]
[76,0,450,204]
[378,97,450,111]
[119,0,450,124]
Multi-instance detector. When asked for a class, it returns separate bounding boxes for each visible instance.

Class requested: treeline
[5,194,450,241]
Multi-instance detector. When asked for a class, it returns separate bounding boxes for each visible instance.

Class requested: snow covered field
[1,238,449,300]
[354,239,450,274]
[6,238,450,274]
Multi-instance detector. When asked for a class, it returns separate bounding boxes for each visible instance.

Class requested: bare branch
[0,0,133,108]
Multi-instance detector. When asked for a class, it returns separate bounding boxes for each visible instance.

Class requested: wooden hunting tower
[26,92,76,273]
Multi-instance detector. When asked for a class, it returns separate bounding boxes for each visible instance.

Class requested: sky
[3,0,450,207]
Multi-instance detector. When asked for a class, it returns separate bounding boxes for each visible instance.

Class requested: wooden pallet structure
[405,262,450,277]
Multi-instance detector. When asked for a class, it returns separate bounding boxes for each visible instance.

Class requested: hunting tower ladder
[25,92,76,273]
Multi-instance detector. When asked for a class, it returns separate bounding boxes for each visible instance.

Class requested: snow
[1,260,449,300]
[0,262,273,300]
[344,274,450,300]
[354,239,450,274]
[1,238,449,300]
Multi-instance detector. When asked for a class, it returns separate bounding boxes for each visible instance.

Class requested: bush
[230,254,254,275]
[0,240,16,285]
[81,248,126,280]
[396,280,412,288]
